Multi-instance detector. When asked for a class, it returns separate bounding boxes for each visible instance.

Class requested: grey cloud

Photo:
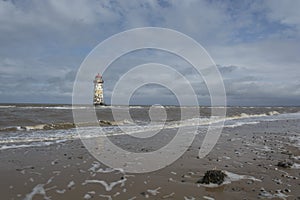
[217,65,238,74]
[265,0,300,29]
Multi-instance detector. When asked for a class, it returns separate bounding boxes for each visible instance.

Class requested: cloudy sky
[0,0,299,106]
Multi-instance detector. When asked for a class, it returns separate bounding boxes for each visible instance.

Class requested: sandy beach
[2,117,300,200]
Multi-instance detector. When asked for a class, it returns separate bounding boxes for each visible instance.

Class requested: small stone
[260,188,266,192]
[277,161,293,168]
[140,192,149,198]
[284,188,291,193]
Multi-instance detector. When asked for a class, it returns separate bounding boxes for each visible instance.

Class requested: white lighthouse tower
[93,73,104,105]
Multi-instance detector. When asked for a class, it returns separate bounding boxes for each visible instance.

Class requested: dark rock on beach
[99,120,113,126]
[44,123,75,130]
[197,170,227,185]
[277,160,293,168]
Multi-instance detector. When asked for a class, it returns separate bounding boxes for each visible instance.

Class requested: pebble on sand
[277,161,293,168]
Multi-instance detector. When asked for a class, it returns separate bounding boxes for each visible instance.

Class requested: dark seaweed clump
[197,170,227,185]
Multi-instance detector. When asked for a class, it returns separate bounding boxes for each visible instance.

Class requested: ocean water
[0,104,300,150]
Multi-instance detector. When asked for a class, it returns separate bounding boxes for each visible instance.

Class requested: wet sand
[1,119,300,200]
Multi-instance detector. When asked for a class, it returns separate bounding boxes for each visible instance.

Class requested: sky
[0,0,299,106]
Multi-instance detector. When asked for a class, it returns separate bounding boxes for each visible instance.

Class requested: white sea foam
[23,177,53,200]
[268,111,280,115]
[95,168,125,174]
[289,135,300,148]
[84,163,127,191]
[291,163,300,169]
[224,121,259,128]
[98,195,112,200]
[16,106,89,110]
[56,189,66,194]
[89,161,101,172]
[83,194,92,199]
[23,184,49,200]
[0,139,67,150]
[146,187,161,196]
[82,178,126,192]
[203,196,215,200]
[292,155,300,160]
[0,105,16,108]
[22,124,46,131]
[225,171,261,182]
[162,193,175,199]
[105,105,143,109]
[67,181,75,188]
[184,196,195,200]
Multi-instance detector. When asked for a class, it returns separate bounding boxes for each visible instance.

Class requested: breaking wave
[0,105,16,108]
[0,110,287,133]
[0,119,139,133]
[0,108,300,150]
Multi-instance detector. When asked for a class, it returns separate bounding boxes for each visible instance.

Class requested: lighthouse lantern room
[93,73,104,105]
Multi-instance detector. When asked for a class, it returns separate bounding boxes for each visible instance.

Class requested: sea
[1,104,300,151]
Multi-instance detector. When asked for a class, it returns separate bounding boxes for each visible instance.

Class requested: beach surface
[2,113,300,200]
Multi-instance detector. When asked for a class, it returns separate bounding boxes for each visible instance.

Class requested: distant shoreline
[1,103,300,107]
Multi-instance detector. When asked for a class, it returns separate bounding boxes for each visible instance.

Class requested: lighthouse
[93,73,104,105]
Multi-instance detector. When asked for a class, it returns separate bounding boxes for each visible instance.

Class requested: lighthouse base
[94,102,106,106]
